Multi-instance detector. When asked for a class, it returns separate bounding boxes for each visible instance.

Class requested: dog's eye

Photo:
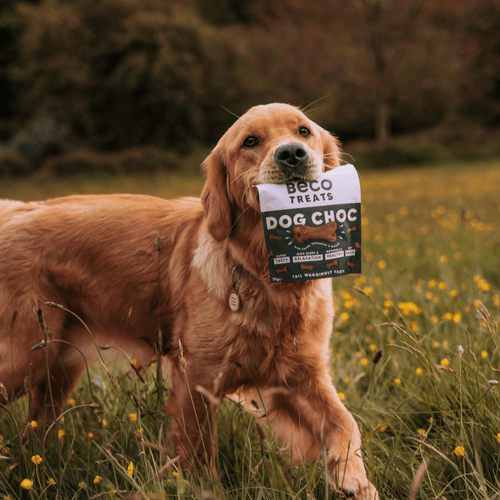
[299,127,311,138]
[243,136,259,148]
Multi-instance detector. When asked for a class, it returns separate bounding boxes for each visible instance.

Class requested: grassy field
[0,160,499,499]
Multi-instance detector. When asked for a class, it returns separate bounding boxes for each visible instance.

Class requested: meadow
[0,159,499,500]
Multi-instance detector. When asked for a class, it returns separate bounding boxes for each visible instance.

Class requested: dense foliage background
[0,0,499,175]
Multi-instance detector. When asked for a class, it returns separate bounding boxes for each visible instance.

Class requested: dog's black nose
[275,143,309,171]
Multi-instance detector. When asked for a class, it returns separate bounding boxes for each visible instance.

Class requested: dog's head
[201,103,341,242]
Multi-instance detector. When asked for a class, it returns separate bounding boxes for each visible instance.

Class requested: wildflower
[131,359,137,366]
[442,340,449,348]
[384,300,393,308]
[431,316,439,324]
[374,277,382,286]
[441,358,450,367]
[453,312,462,323]
[416,367,423,376]
[439,255,448,263]
[377,260,386,269]
[454,446,465,457]
[425,291,433,300]
[21,479,33,490]
[457,345,464,357]
[102,419,108,428]
[47,478,56,485]
[497,433,500,444]
[127,462,134,477]
[361,358,369,367]
[428,279,437,288]
[338,392,345,401]
[344,376,351,384]
[432,341,440,348]
[31,455,43,465]
[363,287,374,295]
[400,206,409,215]
[394,378,401,386]
[407,248,416,258]
[129,413,138,423]
[93,476,102,485]
[411,322,419,332]
[31,421,38,429]
[454,252,462,260]
[398,302,421,315]
[67,398,75,405]
[88,432,94,439]
[369,344,377,351]
[378,424,387,432]
[450,289,458,297]
[417,429,427,438]
[79,481,87,489]
[172,471,180,478]
[58,429,65,439]
[340,312,349,322]
[444,312,453,321]
[481,351,488,359]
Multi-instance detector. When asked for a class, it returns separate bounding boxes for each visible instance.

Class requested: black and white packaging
[256,164,362,283]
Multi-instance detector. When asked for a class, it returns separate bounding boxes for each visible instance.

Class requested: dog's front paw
[330,454,378,500]
[340,479,378,500]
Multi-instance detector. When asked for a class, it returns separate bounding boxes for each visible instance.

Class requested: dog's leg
[164,359,216,473]
[260,370,378,500]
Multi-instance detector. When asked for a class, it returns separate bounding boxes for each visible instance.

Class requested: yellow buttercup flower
[129,413,138,423]
[127,461,134,477]
[93,475,102,485]
[31,455,43,465]
[454,446,465,457]
[21,479,33,490]
[338,392,345,401]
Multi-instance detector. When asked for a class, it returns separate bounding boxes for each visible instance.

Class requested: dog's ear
[320,127,342,170]
[201,147,233,242]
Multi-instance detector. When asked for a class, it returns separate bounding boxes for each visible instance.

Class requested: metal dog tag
[229,292,241,312]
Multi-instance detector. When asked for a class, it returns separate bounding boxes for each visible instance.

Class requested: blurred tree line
[0,0,499,175]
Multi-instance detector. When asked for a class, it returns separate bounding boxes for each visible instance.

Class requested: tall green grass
[0,160,499,499]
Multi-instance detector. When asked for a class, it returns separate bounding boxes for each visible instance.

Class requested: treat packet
[256,163,361,283]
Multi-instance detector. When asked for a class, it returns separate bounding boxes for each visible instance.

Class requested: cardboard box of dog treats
[256,163,361,283]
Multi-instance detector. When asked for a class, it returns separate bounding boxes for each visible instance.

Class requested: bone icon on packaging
[257,164,362,283]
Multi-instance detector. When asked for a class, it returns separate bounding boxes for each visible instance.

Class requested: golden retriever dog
[0,103,377,499]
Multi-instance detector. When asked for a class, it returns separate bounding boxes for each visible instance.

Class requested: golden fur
[0,104,377,499]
